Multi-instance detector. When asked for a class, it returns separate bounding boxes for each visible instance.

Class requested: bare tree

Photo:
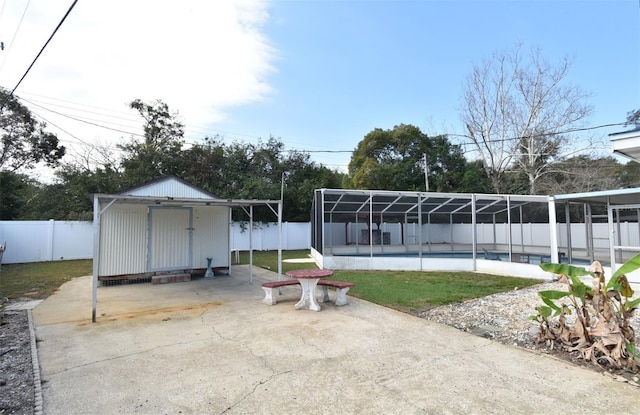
[65,139,120,172]
[459,44,592,194]
[536,155,621,195]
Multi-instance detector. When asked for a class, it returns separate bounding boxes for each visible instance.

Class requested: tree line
[2,44,639,222]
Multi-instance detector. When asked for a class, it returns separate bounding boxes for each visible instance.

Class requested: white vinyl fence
[0,220,94,264]
[2,220,635,265]
[0,221,312,264]
[327,221,640,255]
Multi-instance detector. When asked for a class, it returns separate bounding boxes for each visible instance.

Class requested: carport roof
[93,193,281,208]
[553,187,640,206]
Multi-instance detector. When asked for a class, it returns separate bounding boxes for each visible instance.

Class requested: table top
[285,269,333,279]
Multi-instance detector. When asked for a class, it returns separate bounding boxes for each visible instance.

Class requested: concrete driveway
[33,265,639,414]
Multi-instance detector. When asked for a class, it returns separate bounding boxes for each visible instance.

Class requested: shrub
[530,254,640,372]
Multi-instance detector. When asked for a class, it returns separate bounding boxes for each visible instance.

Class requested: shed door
[148,207,192,271]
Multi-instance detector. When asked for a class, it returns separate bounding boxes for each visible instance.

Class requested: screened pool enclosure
[310,188,640,283]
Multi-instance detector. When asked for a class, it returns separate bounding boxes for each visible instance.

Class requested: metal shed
[91,176,282,321]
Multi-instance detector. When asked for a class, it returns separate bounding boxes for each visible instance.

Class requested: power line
[21,89,618,155]
[19,92,632,157]
[20,96,145,138]
[9,0,78,95]
[14,91,272,144]
[0,0,31,75]
[9,88,631,163]
[29,108,93,148]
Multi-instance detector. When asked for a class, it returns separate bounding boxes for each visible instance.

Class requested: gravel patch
[0,309,35,414]
[418,281,640,385]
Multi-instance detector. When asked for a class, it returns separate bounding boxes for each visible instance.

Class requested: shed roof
[94,176,280,208]
[118,175,220,199]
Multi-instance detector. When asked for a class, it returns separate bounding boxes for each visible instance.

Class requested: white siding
[98,204,147,276]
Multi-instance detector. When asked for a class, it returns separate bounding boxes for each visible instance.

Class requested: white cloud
[0,0,276,165]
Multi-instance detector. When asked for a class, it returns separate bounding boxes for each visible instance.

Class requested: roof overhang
[610,130,640,164]
[92,193,281,209]
[553,187,640,205]
[317,188,550,220]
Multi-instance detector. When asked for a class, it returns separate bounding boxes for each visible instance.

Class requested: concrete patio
[32,265,639,414]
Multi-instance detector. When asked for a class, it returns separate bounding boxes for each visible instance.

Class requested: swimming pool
[330,250,598,266]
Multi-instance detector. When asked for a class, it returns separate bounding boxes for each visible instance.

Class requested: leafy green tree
[282,152,344,221]
[8,96,345,221]
[181,136,344,221]
[0,171,34,219]
[118,99,186,186]
[460,160,491,193]
[615,160,640,189]
[0,88,65,171]
[344,124,474,192]
[15,164,121,220]
[180,135,227,195]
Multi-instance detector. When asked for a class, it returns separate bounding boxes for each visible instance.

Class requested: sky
[0,0,638,182]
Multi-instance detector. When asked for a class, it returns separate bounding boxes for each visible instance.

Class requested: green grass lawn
[238,250,542,314]
[325,270,541,314]
[237,249,319,274]
[0,259,92,299]
[1,252,543,314]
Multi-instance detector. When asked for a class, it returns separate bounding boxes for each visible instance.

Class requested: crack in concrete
[44,336,214,376]
[219,368,293,415]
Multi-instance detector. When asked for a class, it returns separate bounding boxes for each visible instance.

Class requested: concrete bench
[261,280,300,305]
[261,279,355,306]
[318,280,355,306]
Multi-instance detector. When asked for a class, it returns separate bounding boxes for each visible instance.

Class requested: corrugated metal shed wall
[192,206,229,268]
[99,204,147,276]
[124,177,213,199]
[98,204,230,277]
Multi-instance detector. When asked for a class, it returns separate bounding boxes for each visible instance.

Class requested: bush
[530,254,640,372]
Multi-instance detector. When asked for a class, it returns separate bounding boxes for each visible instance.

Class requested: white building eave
[609,129,640,164]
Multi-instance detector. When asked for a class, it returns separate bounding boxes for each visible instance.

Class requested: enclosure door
[148,207,193,271]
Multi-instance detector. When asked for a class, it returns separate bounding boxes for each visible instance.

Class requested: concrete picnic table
[285,269,333,311]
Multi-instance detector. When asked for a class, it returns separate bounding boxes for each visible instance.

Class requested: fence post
[48,219,55,261]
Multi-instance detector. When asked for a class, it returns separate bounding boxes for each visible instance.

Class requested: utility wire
[9,0,78,96]
[20,96,144,136]
[0,0,31,75]
[9,86,631,162]
[19,90,631,157]
[24,94,631,157]
[20,89,618,154]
